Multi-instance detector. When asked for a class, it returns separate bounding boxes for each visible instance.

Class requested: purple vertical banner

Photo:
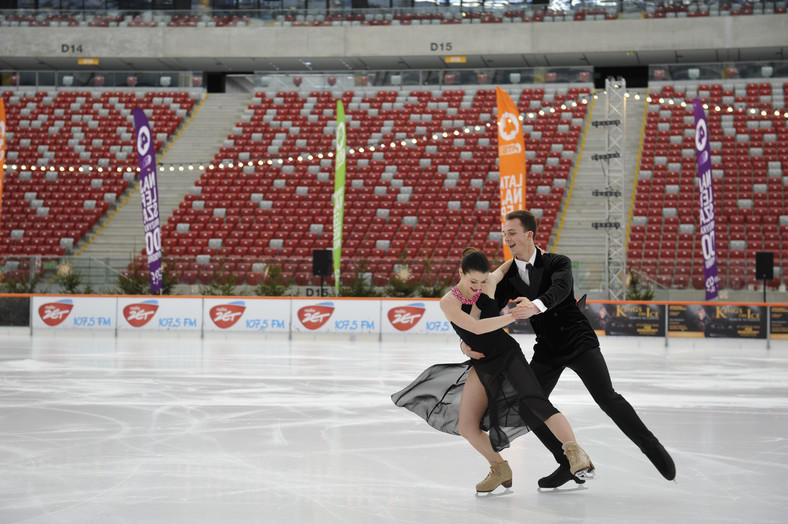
[132,108,163,294]
[692,99,718,300]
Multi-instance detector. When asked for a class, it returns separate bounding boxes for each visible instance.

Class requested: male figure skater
[462,209,675,488]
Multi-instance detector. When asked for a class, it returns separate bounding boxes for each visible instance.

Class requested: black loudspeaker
[313,249,333,277]
[755,252,774,280]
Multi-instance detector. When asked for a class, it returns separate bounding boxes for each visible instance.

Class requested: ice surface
[1,332,786,523]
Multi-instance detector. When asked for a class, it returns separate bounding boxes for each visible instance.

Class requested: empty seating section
[0,89,196,278]
[2,4,783,28]
[158,86,589,287]
[631,80,788,291]
[644,1,786,17]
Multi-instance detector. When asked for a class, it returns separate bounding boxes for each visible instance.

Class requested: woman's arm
[488,258,514,288]
[440,293,515,335]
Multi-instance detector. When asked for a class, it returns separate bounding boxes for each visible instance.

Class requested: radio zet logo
[387,303,427,332]
[38,299,74,326]
[123,300,159,328]
[210,301,246,329]
[297,302,335,330]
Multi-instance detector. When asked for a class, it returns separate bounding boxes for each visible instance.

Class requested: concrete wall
[0,15,785,68]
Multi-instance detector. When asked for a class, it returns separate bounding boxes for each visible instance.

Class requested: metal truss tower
[592,77,628,300]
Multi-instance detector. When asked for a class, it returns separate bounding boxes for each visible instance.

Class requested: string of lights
[1,92,592,174]
[2,90,786,176]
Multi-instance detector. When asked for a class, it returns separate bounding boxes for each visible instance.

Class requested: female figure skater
[392,248,593,492]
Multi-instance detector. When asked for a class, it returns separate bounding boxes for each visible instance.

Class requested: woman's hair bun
[460,247,490,273]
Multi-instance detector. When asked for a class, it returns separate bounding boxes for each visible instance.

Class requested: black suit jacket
[495,249,599,366]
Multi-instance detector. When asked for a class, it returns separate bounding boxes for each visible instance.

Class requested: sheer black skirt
[391,351,560,452]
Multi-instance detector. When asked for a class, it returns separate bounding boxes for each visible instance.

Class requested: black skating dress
[391,293,560,452]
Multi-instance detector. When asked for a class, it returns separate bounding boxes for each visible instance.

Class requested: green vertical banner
[332,100,347,294]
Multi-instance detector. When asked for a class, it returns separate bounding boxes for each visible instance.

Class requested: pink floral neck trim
[451,285,482,305]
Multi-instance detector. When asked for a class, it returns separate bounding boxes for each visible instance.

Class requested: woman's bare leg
[541,413,594,475]
[543,413,576,444]
[458,368,504,464]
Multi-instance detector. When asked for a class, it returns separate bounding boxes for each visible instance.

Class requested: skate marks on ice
[0,334,786,523]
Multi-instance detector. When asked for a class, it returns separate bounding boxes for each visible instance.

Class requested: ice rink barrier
[13,294,788,341]
[28,295,452,336]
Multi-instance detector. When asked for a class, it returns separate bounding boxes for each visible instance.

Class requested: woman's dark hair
[461,247,490,274]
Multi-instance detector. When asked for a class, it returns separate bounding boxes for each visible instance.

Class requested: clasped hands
[509,296,539,320]
[460,297,536,360]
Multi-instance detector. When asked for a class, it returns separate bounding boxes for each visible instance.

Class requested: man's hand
[511,297,540,320]
[460,341,485,360]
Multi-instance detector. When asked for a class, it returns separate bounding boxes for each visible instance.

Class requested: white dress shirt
[513,249,546,314]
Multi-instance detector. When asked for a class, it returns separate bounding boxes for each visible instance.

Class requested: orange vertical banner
[0,99,6,230]
[495,87,526,260]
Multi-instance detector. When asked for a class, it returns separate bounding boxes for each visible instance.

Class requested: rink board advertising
[32,296,117,330]
[582,302,665,337]
[381,300,452,334]
[668,304,766,339]
[117,297,201,331]
[291,300,378,333]
[769,306,788,340]
[203,298,290,332]
[21,297,782,340]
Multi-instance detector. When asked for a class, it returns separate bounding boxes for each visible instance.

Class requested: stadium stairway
[160,92,250,166]
[555,88,647,293]
[76,93,250,276]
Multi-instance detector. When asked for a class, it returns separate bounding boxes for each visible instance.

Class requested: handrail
[0,67,596,90]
